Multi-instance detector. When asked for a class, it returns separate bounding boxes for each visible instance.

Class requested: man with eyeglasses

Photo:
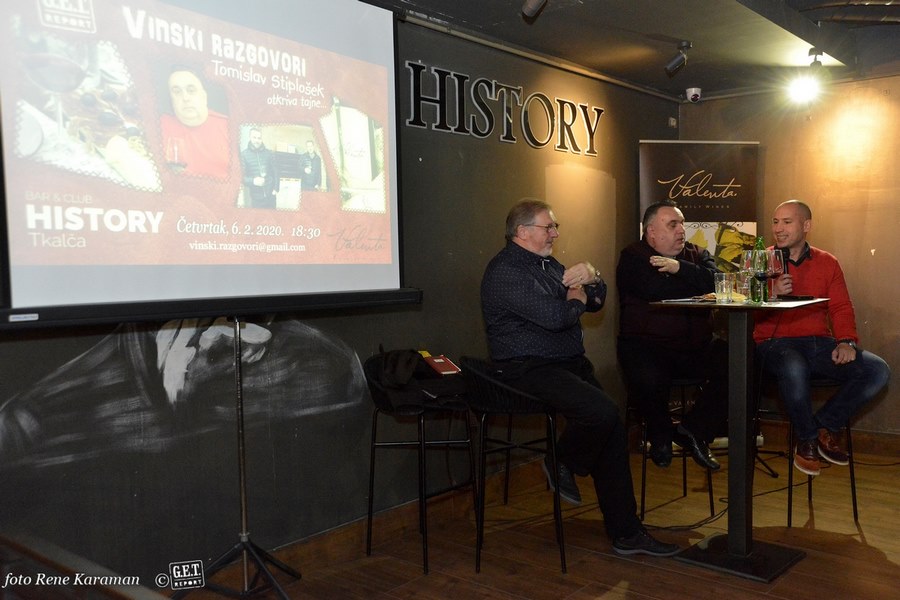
[479,199,679,557]
[616,200,727,471]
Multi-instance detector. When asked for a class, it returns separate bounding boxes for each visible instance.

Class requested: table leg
[675,309,804,582]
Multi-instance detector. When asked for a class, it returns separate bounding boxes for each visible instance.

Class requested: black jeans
[617,336,729,445]
[504,356,641,540]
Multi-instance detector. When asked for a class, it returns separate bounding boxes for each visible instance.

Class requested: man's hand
[650,255,680,274]
[563,262,598,287]
[832,342,857,365]
[253,176,265,186]
[567,285,587,305]
[773,273,793,296]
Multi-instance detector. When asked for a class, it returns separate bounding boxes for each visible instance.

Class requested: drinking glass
[165,137,187,172]
[751,249,768,303]
[767,249,785,300]
[21,50,89,145]
[714,272,734,304]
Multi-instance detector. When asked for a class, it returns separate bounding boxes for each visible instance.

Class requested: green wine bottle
[751,236,768,303]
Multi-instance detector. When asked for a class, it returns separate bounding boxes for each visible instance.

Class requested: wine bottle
[751,236,768,303]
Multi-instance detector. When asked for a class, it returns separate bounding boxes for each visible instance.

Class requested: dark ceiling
[364,0,900,101]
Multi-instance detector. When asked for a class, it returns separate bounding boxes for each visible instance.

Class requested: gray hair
[505,198,552,241]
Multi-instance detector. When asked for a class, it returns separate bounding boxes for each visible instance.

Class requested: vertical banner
[639,141,759,271]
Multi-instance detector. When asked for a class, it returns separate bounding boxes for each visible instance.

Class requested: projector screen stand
[173,316,301,599]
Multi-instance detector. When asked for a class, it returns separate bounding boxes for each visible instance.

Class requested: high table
[651,297,827,582]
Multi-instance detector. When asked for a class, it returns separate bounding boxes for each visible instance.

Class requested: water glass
[714,272,734,303]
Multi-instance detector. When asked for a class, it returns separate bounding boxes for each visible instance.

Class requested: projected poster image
[236,124,327,210]
[12,27,161,192]
[159,64,231,180]
[0,0,396,311]
[320,101,386,214]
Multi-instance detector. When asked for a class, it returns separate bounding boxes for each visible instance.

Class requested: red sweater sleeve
[753,246,858,343]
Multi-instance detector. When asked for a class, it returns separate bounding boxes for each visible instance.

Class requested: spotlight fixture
[522,0,548,19]
[788,47,824,103]
[808,47,823,72]
[664,41,692,78]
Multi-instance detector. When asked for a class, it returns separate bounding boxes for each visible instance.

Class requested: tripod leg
[248,541,302,580]
[242,541,299,600]
[182,541,300,600]
[170,542,244,600]
[754,451,782,478]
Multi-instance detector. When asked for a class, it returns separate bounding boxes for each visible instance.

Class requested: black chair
[458,356,566,574]
[627,377,716,520]
[786,378,858,527]
[363,353,475,574]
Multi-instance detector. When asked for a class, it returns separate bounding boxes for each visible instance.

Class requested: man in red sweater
[160,67,230,179]
[754,200,890,476]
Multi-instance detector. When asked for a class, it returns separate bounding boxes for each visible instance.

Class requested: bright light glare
[788,75,821,103]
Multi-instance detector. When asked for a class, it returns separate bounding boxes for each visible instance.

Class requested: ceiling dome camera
[687,87,702,103]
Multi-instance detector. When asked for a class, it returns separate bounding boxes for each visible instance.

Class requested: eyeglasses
[523,222,560,232]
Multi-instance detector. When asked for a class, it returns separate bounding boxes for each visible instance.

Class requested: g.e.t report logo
[155,560,205,591]
[38,0,97,34]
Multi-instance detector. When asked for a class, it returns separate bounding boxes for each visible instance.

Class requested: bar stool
[362,353,475,574]
[627,377,715,520]
[787,378,858,527]
[459,356,567,574]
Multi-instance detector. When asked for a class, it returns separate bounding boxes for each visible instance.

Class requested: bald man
[755,199,889,476]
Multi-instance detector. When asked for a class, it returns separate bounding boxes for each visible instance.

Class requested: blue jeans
[757,336,890,441]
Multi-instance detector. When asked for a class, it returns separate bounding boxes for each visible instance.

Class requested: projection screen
[0,0,413,328]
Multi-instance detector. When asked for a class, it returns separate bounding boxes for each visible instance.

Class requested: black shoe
[649,441,673,468]
[613,527,680,557]
[674,426,720,471]
[541,455,582,506]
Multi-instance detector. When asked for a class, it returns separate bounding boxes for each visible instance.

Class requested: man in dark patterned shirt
[479,199,679,557]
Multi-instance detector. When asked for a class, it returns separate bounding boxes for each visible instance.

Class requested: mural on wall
[0,317,367,471]
[639,141,759,271]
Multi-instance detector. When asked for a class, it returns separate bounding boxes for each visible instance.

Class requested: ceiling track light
[664,40,692,78]
[522,0,548,19]
[788,47,825,103]
[809,47,823,70]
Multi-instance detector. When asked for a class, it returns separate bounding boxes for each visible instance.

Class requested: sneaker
[794,439,821,476]
[613,527,680,557]
[817,429,849,465]
[541,455,582,506]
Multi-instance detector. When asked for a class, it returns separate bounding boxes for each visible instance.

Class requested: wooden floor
[194,444,899,600]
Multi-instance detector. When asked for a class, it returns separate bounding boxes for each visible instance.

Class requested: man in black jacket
[616,200,727,471]
[240,127,279,209]
[480,198,679,557]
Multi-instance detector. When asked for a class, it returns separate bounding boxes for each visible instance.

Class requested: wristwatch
[837,339,857,350]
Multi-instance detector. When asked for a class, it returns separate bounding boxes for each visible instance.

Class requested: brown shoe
[794,439,821,476]
[817,429,849,465]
